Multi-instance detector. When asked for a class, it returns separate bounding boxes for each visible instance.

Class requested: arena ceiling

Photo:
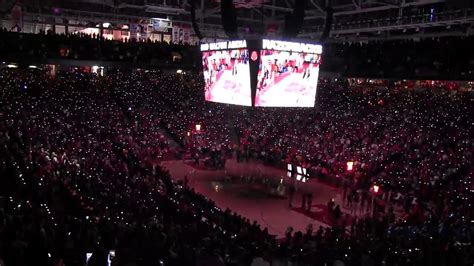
[6,0,474,41]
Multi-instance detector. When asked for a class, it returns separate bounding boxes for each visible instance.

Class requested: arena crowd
[0,68,472,266]
[1,29,474,80]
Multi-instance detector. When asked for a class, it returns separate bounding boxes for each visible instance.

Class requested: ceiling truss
[3,0,473,41]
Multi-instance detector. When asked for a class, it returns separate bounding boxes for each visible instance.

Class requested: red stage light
[347,161,354,171]
[195,124,201,131]
[372,185,380,194]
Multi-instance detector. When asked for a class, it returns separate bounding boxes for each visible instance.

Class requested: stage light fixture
[347,161,354,171]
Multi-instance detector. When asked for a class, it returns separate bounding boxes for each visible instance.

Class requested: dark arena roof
[6,0,474,40]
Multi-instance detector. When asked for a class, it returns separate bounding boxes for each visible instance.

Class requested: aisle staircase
[156,127,181,149]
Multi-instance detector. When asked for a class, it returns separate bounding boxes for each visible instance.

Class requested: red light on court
[346,161,354,171]
[251,51,258,61]
[195,124,201,131]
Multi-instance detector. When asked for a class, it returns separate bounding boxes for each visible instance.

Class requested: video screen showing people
[202,49,252,106]
[255,50,321,107]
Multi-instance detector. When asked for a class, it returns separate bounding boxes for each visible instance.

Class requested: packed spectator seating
[322,37,474,80]
[0,69,273,266]
[0,29,199,67]
[1,29,474,80]
[0,68,473,266]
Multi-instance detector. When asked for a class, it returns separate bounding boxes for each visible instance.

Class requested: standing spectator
[301,193,307,210]
[307,193,313,213]
[288,184,295,208]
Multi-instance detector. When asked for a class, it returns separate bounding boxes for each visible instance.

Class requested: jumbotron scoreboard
[200,39,323,107]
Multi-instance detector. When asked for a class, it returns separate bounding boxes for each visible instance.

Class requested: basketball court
[161,159,356,238]
[256,71,320,107]
[207,64,252,106]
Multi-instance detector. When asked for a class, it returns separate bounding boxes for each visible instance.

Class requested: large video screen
[255,40,322,107]
[201,41,252,106]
